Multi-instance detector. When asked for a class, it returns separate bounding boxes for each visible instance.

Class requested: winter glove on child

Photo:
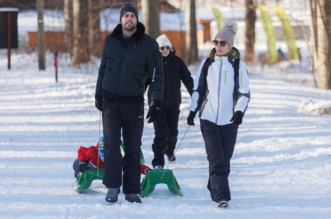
[230,111,244,125]
[95,94,103,111]
[146,100,161,123]
[187,111,197,126]
[79,160,88,173]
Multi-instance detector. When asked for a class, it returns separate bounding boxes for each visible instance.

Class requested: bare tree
[72,0,90,66]
[185,0,198,64]
[244,0,256,64]
[37,0,45,70]
[64,0,73,55]
[88,0,101,57]
[141,0,160,38]
[310,0,331,89]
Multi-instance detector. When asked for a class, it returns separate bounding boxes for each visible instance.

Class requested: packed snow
[1,48,331,218]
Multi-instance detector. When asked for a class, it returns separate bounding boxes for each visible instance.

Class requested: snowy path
[1,63,331,218]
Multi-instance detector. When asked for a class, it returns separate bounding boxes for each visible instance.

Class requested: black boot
[125,194,142,203]
[105,188,120,203]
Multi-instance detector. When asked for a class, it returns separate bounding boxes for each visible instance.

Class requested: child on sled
[73,136,151,178]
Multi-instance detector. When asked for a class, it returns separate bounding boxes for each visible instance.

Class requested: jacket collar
[111,22,146,46]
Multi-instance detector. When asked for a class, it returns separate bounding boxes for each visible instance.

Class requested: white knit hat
[214,20,238,49]
[156,34,172,49]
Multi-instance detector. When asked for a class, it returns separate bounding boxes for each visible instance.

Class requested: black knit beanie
[120,2,138,22]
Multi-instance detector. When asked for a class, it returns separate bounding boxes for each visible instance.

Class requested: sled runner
[74,168,104,193]
[140,168,182,197]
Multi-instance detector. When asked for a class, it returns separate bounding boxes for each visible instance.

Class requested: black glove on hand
[146,100,161,123]
[230,111,244,125]
[79,160,88,173]
[187,111,197,126]
[95,94,103,111]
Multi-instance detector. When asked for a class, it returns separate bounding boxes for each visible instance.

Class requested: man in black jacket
[150,34,193,169]
[95,2,163,204]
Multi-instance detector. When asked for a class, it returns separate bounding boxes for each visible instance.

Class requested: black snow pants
[102,97,144,194]
[200,119,238,202]
[151,105,180,167]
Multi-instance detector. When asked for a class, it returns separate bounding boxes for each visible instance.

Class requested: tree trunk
[64,0,73,55]
[88,0,101,57]
[310,0,331,89]
[185,0,198,64]
[244,0,256,64]
[72,0,90,66]
[37,0,45,70]
[141,0,160,38]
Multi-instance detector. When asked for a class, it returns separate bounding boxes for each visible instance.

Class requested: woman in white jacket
[187,20,250,208]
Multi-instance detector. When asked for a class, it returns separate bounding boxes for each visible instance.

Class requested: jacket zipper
[215,60,222,123]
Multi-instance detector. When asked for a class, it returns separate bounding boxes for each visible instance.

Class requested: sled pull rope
[161,125,190,179]
[97,111,102,177]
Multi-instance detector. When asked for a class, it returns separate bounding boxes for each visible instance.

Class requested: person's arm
[147,46,164,104]
[187,58,209,126]
[189,58,209,113]
[95,36,109,111]
[146,43,164,123]
[233,61,250,113]
[179,58,194,96]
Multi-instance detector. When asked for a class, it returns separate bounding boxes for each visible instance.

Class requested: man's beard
[123,22,137,32]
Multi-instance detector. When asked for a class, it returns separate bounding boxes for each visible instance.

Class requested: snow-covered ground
[0,49,331,218]
[1,5,331,219]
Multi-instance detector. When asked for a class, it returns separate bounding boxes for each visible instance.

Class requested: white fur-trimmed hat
[156,34,172,49]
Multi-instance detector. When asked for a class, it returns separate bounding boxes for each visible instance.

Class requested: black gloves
[230,111,244,125]
[79,160,88,173]
[187,111,197,126]
[146,100,161,123]
[95,94,103,111]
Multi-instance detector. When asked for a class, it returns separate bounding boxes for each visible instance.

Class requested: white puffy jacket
[189,49,250,125]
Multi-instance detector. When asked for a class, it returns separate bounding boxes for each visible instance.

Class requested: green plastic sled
[74,145,145,193]
[74,168,104,193]
[140,169,182,197]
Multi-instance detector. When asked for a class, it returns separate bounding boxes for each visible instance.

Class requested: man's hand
[95,94,103,111]
[146,101,161,123]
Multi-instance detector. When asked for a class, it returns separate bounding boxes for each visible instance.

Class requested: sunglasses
[213,40,227,47]
[160,46,171,51]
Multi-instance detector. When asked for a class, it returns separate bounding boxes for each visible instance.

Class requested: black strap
[233,59,240,79]
[202,57,239,80]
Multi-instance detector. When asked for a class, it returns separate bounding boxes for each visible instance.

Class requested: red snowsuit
[77,145,151,175]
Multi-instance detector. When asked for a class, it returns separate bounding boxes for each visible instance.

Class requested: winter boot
[125,194,142,203]
[218,200,229,208]
[153,165,163,170]
[167,155,176,164]
[105,188,120,203]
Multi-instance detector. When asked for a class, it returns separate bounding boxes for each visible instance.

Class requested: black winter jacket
[149,50,193,107]
[96,22,164,102]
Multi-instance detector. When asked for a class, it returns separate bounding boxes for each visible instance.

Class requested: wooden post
[54,51,58,82]
[37,0,45,70]
[7,12,11,70]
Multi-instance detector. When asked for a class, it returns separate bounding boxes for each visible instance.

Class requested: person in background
[187,20,250,208]
[94,2,163,204]
[150,34,193,169]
